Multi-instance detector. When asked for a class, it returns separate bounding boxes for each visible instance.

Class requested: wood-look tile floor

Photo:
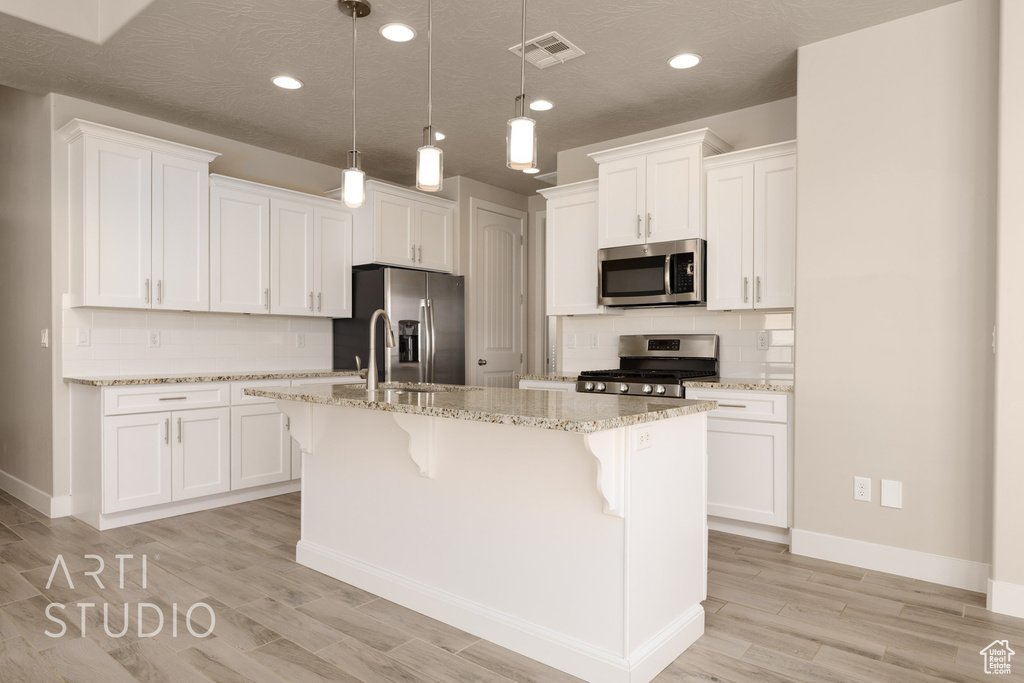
[0,488,1021,683]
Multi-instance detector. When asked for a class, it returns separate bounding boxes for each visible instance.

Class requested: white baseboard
[988,579,1024,619]
[298,540,704,683]
[709,516,792,545]
[791,528,990,593]
[0,469,71,518]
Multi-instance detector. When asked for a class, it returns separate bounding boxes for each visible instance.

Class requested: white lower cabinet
[230,404,291,490]
[173,407,231,501]
[687,388,792,529]
[103,412,173,513]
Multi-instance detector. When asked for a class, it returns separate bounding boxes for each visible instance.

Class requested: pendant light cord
[351,11,357,151]
[520,0,526,98]
[427,0,432,129]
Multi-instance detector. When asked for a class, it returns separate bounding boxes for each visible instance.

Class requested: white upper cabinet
[346,180,455,273]
[705,141,796,311]
[209,175,352,317]
[60,119,219,310]
[589,129,731,249]
[539,180,604,316]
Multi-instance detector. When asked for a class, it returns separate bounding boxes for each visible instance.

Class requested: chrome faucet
[366,309,395,392]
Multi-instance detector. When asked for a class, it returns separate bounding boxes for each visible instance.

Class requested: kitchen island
[245,382,716,683]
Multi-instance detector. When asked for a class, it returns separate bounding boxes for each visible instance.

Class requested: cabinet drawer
[686,389,788,423]
[104,383,230,416]
[232,380,292,406]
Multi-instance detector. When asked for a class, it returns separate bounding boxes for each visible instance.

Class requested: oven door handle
[664,255,672,296]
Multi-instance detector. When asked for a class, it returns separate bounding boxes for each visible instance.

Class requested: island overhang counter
[245,382,716,683]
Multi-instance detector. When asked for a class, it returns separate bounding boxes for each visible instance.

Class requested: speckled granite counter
[683,378,794,393]
[246,382,716,433]
[515,373,579,383]
[64,369,361,386]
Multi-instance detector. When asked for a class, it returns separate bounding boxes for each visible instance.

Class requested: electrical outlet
[881,480,902,508]
[854,476,871,502]
[295,333,306,348]
[76,328,90,347]
[567,333,577,349]
[147,330,161,348]
[590,333,600,349]
[634,428,653,451]
[756,331,770,350]
[40,329,49,348]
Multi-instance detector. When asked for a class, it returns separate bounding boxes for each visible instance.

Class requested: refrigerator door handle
[420,298,430,383]
[427,298,437,383]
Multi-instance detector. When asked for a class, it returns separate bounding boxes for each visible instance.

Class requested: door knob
[477,359,487,366]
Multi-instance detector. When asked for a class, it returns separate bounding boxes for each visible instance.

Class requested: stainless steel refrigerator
[333,267,466,385]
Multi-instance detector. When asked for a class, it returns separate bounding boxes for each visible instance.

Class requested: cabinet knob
[477,359,487,366]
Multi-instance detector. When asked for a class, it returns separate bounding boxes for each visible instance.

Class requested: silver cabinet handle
[145,279,150,304]
[410,244,416,262]
[176,417,182,443]
[647,212,652,237]
[286,416,291,430]
[477,359,487,366]
[756,276,762,303]
[164,418,169,444]
[264,288,269,310]
[418,245,422,263]
[744,277,749,303]
[158,396,187,401]
[718,403,746,409]
[309,291,314,311]
[317,292,322,312]
[157,280,162,304]
[636,214,642,239]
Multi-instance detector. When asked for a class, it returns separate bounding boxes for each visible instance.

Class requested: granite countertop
[515,373,579,383]
[245,382,716,434]
[683,378,794,393]
[64,369,362,387]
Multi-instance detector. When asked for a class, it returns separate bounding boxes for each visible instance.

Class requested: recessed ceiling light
[272,76,304,89]
[435,132,446,141]
[523,168,540,174]
[668,53,701,69]
[529,99,554,112]
[380,23,416,42]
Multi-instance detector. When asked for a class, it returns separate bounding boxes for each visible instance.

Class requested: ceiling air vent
[509,32,584,69]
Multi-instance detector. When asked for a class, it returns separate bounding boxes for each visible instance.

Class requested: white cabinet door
[231,405,290,490]
[706,163,754,311]
[374,190,417,267]
[416,203,454,272]
[172,407,230,501]
[646,144,701,242]
[210,185,271,314]
[545,182,603,315]
[271,198,315,316]
[753,154,797,310]
[706,418,788,527]
[84,137,153,308]
[103,412,172,513]
[598,156,646,248]
[152,153,210,311]
[313,206,352,318]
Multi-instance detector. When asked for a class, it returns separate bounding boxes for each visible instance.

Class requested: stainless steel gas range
[576,334,719,398]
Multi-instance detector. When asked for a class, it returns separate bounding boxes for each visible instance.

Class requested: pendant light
[339,0,371,208]
[506,0,536,170]
[416,0,442,191]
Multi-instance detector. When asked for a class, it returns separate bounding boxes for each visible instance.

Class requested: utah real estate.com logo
[43,554,215,639]
[980,640,1014,675]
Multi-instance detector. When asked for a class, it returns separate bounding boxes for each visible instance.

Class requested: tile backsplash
[560,308,794,379]
[62,306,333,377]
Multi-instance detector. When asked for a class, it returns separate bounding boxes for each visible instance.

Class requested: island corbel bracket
[390,414,436,478]
[583,429,627,518]
[277,400,314,455]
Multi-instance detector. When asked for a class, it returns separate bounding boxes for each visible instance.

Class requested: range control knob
[642,384,653,394]
[584,382,595,392]
[619,383,630,393]
[595,382,607,392]
[654,385,667,395]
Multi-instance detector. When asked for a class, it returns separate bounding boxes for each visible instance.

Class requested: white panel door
[646,144,700,242]
[210,186,271,314]
[314,206,352,318]
[470,202,525,387]
[231,405,290,490]
[753,154,797,309]
[597,156,646,248]
[706,419,788,527]
[374,191,416,267]
[271,198,315,316]
[416,203,454,272]
[152,153,210,311]
[102,412,172,513]
[546,186,602,315]
[172,407,230,501]
[84,137,152,308]
[706,164,754,311]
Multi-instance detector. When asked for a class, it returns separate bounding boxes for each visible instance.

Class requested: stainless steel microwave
[598,238,706,307]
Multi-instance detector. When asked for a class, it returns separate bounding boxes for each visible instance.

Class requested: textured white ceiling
[0,0,957,195]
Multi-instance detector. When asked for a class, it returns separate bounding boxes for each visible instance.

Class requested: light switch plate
[881,480,902,508]
[590,333,600,349]
[295,333,306,348]
[76,328,90,347]
[567,334,577,349]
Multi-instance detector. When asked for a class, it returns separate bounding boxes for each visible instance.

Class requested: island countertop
[246,382,716,433]
[64,369,362,386]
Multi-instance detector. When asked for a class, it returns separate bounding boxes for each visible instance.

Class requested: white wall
[0,87,54,496]
[793,0,997,565]
[991,1,1024,617]
[556,97,797,186]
